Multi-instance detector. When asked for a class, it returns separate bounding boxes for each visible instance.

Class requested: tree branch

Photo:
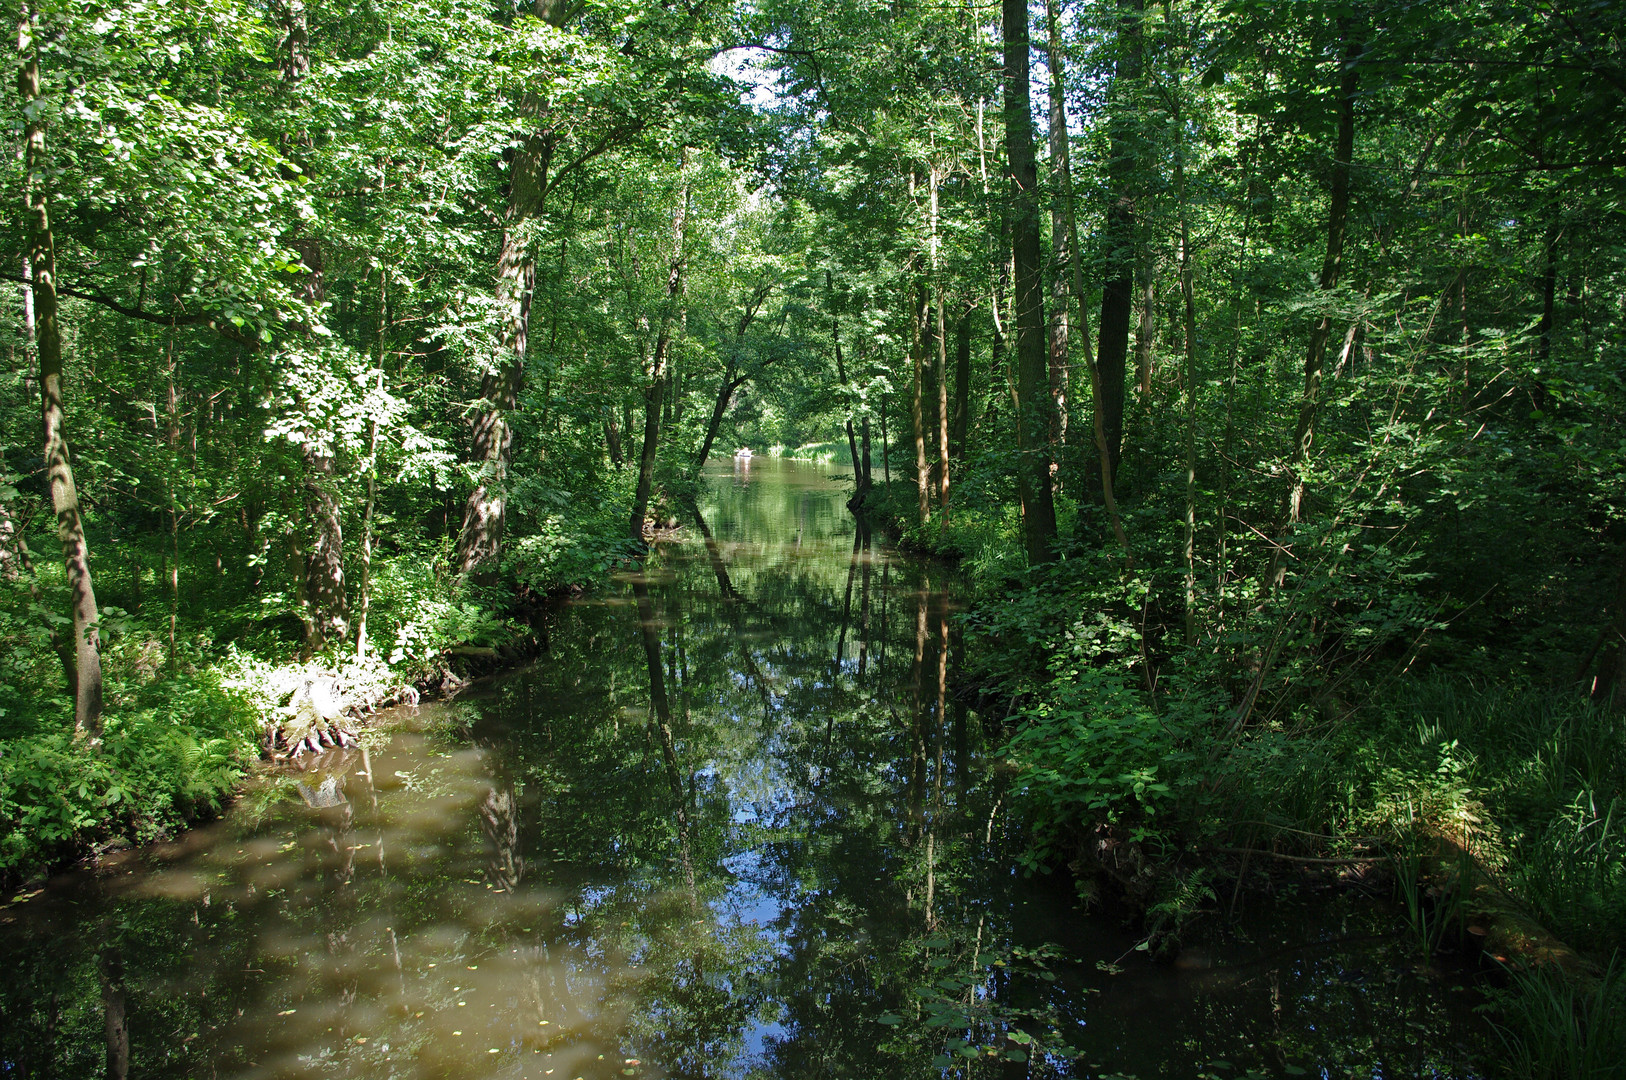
[1,271,262,351]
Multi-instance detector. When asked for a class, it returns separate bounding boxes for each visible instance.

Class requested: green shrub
[1004,664,1201,869]
[0,672,259,881]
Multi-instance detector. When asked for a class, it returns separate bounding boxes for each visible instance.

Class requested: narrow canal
[0,460,1491,1078]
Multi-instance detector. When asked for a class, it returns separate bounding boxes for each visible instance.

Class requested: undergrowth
[0,670,259,881]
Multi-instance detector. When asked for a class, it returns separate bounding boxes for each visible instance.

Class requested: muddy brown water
[0,459,1491,1078]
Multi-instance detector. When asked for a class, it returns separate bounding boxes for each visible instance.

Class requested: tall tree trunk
[1045,32,1071,449]
[861,413,873,490]
[930,167,950,516]
[457,0,572,574]
[164,333,179,670]
[880,394,891,490]
[604,407,626,466]
[302,438,348,644]
[1095,0,1144,479]
[1285,23,1360,533]
[1536,217,1560,373]
[910,274,931,527]
[833,312,868,504]
[950,306,971,460]
[275,0,347,644]
[694,284,773,472]
[1217,115,1261,641]
[1171,70,1200,648]
[693,364,738,470]
[357,231,387,657]
[19,6,102,736]
[458,218,534,574]
[1047,0,1131,562]
[629,158,691,544]
[1135,276,1156,398]
[977,93,1008,442]
[1004,0,1058,565]
[936,284,951,515]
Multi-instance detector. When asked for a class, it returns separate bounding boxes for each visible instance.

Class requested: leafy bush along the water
[0,673,259,880]
[1215,680,1626,954]
[1004,664,1202,869]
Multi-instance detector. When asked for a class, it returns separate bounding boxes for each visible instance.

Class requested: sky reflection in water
[0,459,1490,1079]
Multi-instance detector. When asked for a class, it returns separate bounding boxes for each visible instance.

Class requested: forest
[2,0,1624,1075]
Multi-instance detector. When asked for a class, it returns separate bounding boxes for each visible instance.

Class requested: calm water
[0,459,1490,1078]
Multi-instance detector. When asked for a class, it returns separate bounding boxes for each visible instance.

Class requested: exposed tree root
[262,674,362,763]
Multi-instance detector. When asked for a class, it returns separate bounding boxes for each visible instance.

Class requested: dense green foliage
[0,471,1491,1079]
[2,0,1624,1068]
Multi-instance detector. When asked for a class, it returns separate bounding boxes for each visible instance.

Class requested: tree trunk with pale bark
[19,5,102,736]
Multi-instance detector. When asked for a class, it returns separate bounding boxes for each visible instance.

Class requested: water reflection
[0,459,1490,1079]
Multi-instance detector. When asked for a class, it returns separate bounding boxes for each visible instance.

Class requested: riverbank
[0,638,491,893]
[0,540,587,892]
[0,459,1501,1079]
[858,470,1626,1068]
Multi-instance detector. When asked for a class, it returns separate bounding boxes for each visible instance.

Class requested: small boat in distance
[734,447,753,460]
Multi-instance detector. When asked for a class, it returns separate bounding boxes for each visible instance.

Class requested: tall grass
[1493,956,1626,1080]
[1220,680,1626,957]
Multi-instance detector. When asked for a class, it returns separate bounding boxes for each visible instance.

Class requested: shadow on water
[0,458,1492,1078]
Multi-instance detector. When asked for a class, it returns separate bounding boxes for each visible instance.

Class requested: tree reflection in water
[0,460,1490,1079]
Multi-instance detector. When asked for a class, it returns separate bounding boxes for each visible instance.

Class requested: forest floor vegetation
[959,543,1626,1074]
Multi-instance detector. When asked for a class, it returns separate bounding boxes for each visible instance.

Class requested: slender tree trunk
[936,285,950,515]
[950,306,971,460]
[977,94,1009,441]
[910,274,931,526]
[693,287,771,472]
[629,158,691,544]
[1004,0,1058,565]
[292,235,348,646]
[164,333,179,670]
[1537,217,1560,372]
[1045,23,1071,449]
[302,439,348,644]
[693,367,739,470]
[1095,0,1144,481]
[1285,24,1360,533]
[1171,74,1200,648]
[604,408,626,466]
[833,311,867,503]
[357,232,387,657]
[19,6,101,735]
[880,396,892,490]
[861,413,873,489]
[1217,116,1261,640]
[930,168,950,516]
[1046,0,1131,561]
[1135,276,1156,398]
